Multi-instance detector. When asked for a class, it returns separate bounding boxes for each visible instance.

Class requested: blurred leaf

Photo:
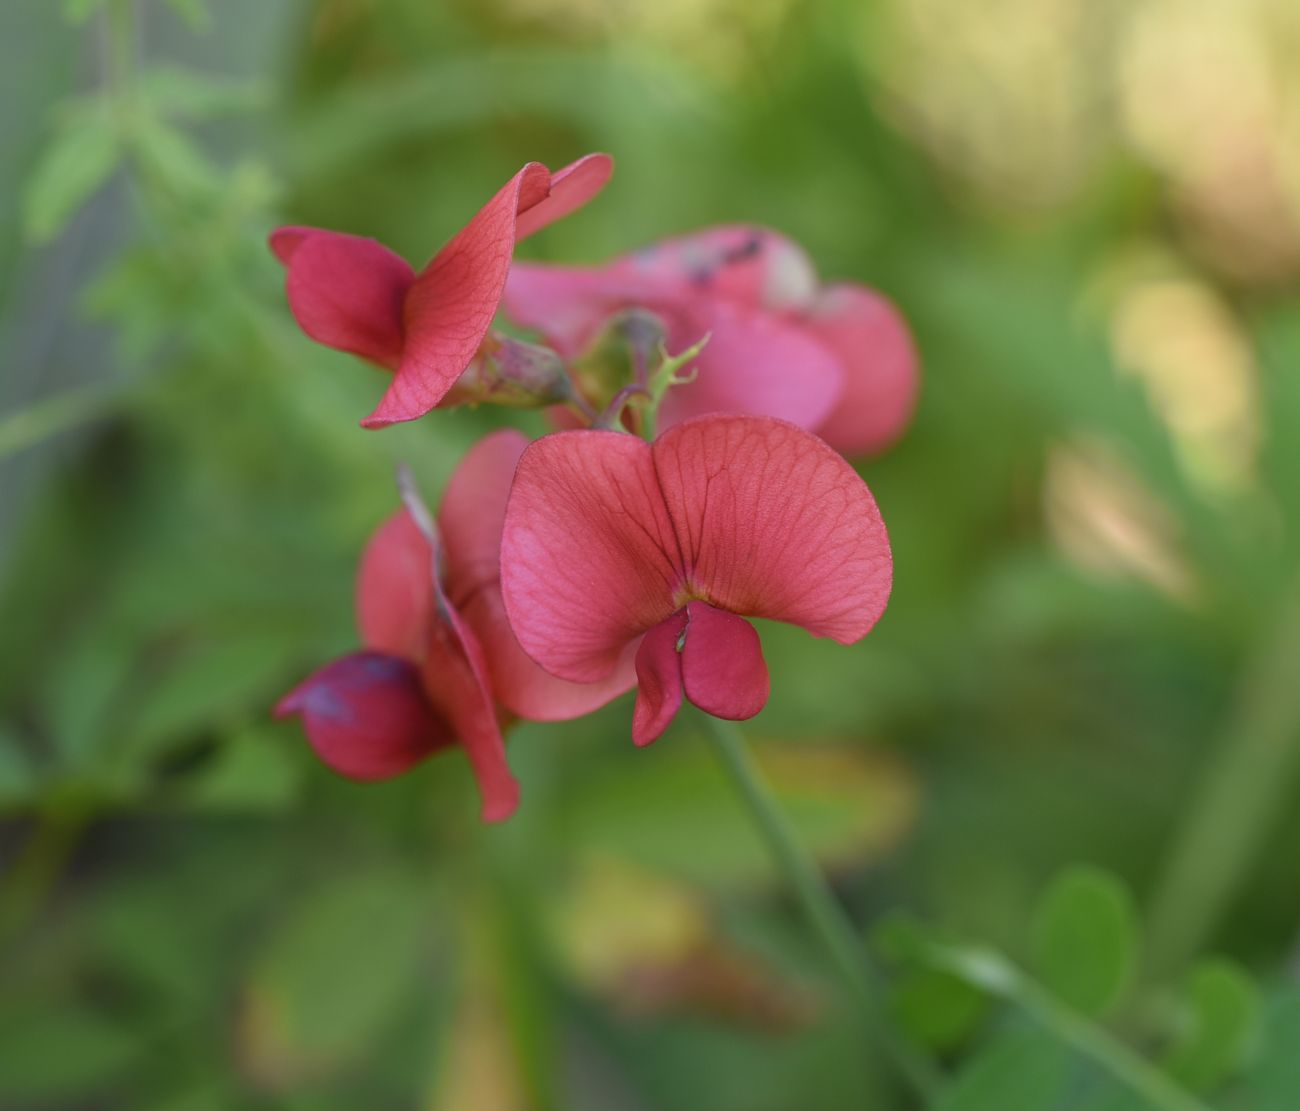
[1030,866,1137,1017]
[937,1027,1071,1111]
[239,867,432,1088]
[1241,988,1300,1111]
[162,0,210,31]
[140,66,266,120]
[22,98,119,242]
[132,115,221,198]
[0,724,36,806]
[114,633,298,770]
[175,722,303,812]
[61,0,105,25]
[39,632,138,768]
[561,737,916,888]
[891,967,988,1053]
[1162,958,1258,1094]
[0,1007,143,1102]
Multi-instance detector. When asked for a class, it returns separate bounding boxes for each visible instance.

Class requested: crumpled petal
[364,155,613,429]
[655,301,844,432]
[269,227,413,370]
[632,611,688,747]
[439,429,636,721]
[274,651,449,781]
[679,601,769,721]
[803,284,919,457]
[501,430,681,683]
[652,415,893,644]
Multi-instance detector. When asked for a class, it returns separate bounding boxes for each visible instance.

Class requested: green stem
[699,714,942,1102]
[1145,580,1300,979]
[927,943,1211,1111]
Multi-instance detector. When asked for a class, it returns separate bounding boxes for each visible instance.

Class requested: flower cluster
[273,154,914,821]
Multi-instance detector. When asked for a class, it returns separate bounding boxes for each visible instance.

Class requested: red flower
[502,225,919,456]
[269,154,613,429]
[499,415,893,746]
[275,429,634,820]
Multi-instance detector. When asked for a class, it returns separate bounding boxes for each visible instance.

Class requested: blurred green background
[3,0,1300,1108]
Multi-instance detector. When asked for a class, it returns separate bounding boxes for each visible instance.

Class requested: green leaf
[0,725,36,807]
[174,723,303,812]
[162,0,210,29]
[891,966,988,1052]
[1163,958,1259,1093]
[0,1007,143,1101]
[1030,866,1137,1016]
[1241,988,1300,1111]
[62,0,105,24]
[139,66,266,120]
[938,1027,1071,1111]
[239,868,433,1086]
[22,99,119,243]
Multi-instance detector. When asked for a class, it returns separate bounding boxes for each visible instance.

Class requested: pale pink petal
[514,152,613,241]
[269,227,413,370]
[804,284,919,457]
[501,263,616,357]
[501,431,680,683]
[438,428,636,720]
[656,301,844,433]
[274,651,449,781]
[355,509,433,662]
[611,225,817,311]
[362,163,552,428]
[632,611,688,747]
[652,415,892,644]
[679,602,769,720]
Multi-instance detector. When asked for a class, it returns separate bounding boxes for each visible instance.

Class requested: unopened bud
[444,333,575,408]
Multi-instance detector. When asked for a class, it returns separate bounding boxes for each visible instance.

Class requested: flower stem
[0,385,126,464]
[698,714,942,1102]
[1145,579,1300,979]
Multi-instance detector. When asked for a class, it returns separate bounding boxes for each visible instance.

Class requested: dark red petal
[514,152,614,241]
[804,284,919,457]
[632,611,688,747]
[679,602,769,721]
[501,430,680,683]
[269,226,413,370]
[274,651,448,781]
[652,415,893,644]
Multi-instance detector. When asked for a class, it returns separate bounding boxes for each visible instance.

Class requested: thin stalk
[699,714,942,1102]
[0,802,92,946]
[926,943,1211,1111]
[1145,580,1300,979]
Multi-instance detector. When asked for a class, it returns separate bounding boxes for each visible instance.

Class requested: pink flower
[269,154,613,429]
[499,415,893,746]
[503,224,919,456]
[275,429,634,820]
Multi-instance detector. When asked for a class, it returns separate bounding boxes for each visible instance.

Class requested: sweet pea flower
[275,429,634,820]
[502,224,919,456]
[269,154,612,429]
[500,415,893,745]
